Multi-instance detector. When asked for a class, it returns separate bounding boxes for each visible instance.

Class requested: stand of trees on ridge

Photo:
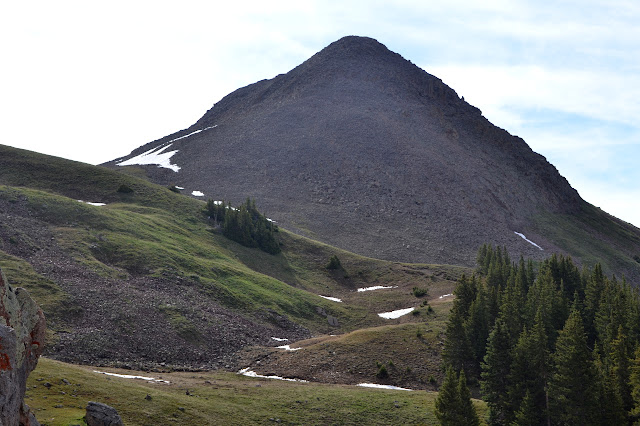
[441,244,640,425]
[205,198,280,254]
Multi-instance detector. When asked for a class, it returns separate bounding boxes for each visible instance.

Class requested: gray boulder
[85,401,124,426]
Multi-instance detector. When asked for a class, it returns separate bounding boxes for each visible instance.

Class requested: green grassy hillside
[0,144,463,370]
[26,357,488,425]
[532,203,640,281]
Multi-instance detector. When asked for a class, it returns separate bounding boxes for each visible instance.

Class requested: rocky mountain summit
[0,268,45,426]
[107,36,640,276]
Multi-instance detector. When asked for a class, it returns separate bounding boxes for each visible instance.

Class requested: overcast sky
[1,1,639,227]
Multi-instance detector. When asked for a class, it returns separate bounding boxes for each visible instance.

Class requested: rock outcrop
[0,267,46,426]
[85,401,124,426]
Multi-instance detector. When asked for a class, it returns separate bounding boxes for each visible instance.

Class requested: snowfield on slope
[514,232,543,250]
[357,383,413,391]
[318,295,342,302]
[378,307,415,319]
[238,368,307,382]
[117,143,181,172]
[93,371,169,384]
[116,125,218,172]
[357,285,397,292]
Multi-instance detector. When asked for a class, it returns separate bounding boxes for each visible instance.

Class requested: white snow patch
[192,191,205,197]
[277,345,302,351]
[117,143,181,172]
[93,371,169,384]
[357,383,413,391]
[514,232,543,250]
[237,368,307,382]
[439,293,453,299]
[116,125,217,172]
[77,200,106,207]
[318,295,342,302]
[165,125,217,144]
[357,285,397,292]
[271,337,289,342]
[175,186,184,190]
[378,307,415,319]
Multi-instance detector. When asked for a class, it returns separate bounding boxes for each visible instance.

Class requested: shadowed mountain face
[106,36,635,269]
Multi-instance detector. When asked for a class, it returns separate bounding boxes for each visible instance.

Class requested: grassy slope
[0,144,465,336]
[0,145,484,424]
[26,357,487,425]
[0,184,367,333]
[235,295,456,390]
[532,202,640,281]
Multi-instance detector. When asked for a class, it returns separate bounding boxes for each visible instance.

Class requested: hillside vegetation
[25,357,488,425]
[0,144,461,371]
[443,244,640,424]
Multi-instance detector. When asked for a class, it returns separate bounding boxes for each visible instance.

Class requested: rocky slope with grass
[105,35,640,281]
[0,144,462,373]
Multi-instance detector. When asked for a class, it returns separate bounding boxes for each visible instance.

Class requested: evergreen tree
[629,346,640,422]
[458,369,480,426]
[481,318,513,425]
[584,264,606,346]
[512,390,539,426]
[434,367,463,425]
[454,274,478,321]
[593,351,626,426]
[466,283,489,378]
[442,302,475,373]
[610,326,633,415]
[508,311,550,426]
[435,367,479,426]
[548,308,598,425]
[208,198,280,254]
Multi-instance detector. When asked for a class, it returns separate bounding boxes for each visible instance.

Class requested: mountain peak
[296,35,408,75]
[318,35,393,57]
[107,35,598,271]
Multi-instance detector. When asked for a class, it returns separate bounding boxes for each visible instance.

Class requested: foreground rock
[85,401,124,426]
[0,268,46,426]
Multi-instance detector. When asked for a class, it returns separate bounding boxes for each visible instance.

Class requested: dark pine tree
[548,308,599,425]
[481,318,513,425]
[435,367,479,426]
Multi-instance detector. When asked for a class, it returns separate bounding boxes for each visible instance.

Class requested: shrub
[326,255,342,270]
[634,254,640,264]
[412,286,428,298]
[376,364,389,379]
[117,184,134,194]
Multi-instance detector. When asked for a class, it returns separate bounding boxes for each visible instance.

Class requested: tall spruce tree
[629,346,640,422]
[442,302,474,373]
[481,318,513,425]
[548,308,598,425]
[508,310,550,426]
[435,367,479,426]
[435,367,463,425]
[466,283,489,378]
[458,369,480,426]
